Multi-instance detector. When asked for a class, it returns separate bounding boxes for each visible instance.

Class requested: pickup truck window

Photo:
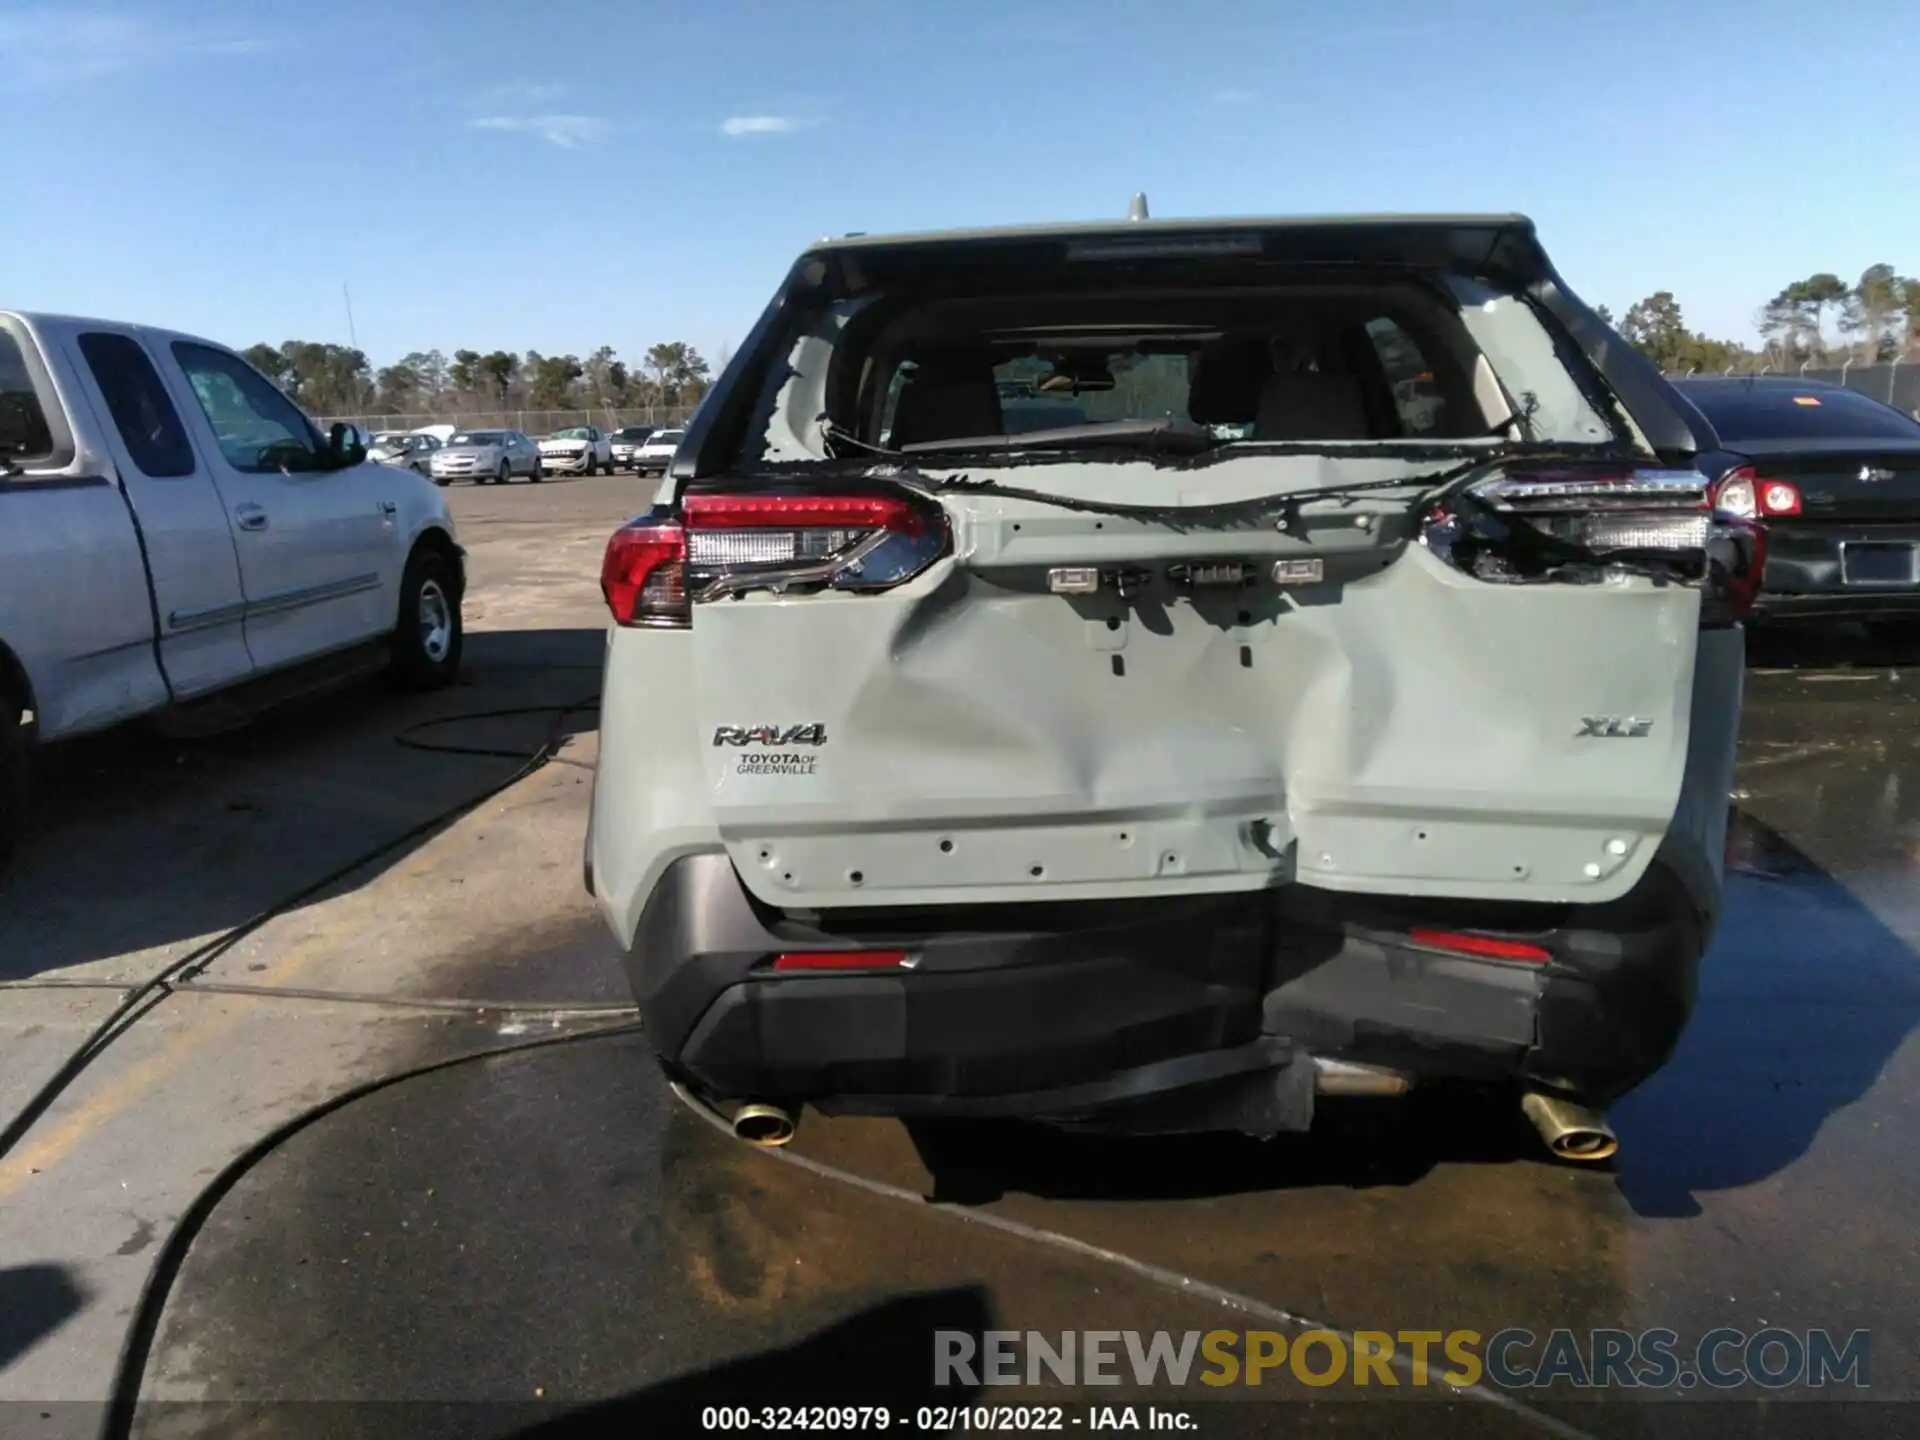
[79,332,196,478]
[0,330,57,466]
[171,341,323,473]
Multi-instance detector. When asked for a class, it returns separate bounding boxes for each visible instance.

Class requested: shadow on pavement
[0,1262,87,1369]
[1746,620,1920,671]
[902,1085,1545,1208]
[0,628,602,980]
[513,1289,990,1436]
[1609,808,1920,1218]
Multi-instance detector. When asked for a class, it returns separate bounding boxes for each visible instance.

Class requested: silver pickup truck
[0,311,466,875]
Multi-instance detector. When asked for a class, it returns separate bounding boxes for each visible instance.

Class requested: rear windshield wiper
[896,417,1222,458]
[905,456,1504,526]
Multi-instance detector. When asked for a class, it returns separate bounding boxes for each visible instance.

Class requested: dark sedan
[1671,376,1920,632]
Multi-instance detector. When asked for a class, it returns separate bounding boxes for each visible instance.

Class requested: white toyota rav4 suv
[586,213,1755,1158]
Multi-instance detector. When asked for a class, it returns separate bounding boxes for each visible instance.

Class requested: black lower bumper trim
[624,853,1706,1119]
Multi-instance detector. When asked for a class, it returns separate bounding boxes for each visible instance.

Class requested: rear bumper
[1755,522,1920,620]
[623,852,1707,1129]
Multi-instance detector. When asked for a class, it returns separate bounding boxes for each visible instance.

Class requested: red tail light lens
[1408,928,1552,964]
[685,493,928,535]
[601,519,689,628]
[682,487,949,602]
[1759,480,1801,517]
[771,949,911,972]
[1713,465,1801,519]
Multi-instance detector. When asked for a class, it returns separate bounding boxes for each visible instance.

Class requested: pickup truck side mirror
[327,422,367,469]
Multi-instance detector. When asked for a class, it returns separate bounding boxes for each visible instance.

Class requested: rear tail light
[1712,465,1801,519]
[599,488,950,627]
[770,949,912,972]
[683,488,949,602]
[1408,928,1552,964]
[601,518,689,628]
[1422,463,1759,621]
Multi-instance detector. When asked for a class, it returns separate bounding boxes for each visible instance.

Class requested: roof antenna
[1128,191,1149,222]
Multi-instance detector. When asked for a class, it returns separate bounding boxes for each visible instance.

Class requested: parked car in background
[1,310,464,874]
[539,425,613,475]
[588,212,1756,1161]
[429,428,542,485]
[1671,376,1920,634]
[609,425,655,470]
[370,430,440,475]
[413,423,458,446]
[631,427,683,477]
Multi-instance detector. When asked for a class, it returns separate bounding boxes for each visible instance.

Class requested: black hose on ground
[0,691,599,1164]
[99,1019,646,1440]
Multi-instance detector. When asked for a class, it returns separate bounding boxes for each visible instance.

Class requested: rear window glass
[746,269,1619,465]
[1675,384,1920,443]
[0,330,56,464]
[1365,317,1449,437]
[79,331,196,477]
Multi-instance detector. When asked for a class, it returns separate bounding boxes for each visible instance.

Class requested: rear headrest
[1186,338,1270,426]
[889,353,1003,448]
[1253,371,1373,441]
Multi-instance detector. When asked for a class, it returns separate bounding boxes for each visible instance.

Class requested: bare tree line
[1602,264,1920,375]
[239,339,715,424]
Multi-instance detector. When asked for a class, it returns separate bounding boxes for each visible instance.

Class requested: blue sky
[4,0,1915,369]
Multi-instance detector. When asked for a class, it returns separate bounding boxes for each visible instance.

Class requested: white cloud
[469,114,612,149]
[479,80,565,105]
[719,114,808,138]
[0,10,265,88]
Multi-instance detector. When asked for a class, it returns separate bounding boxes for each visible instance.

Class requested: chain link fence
[317,405,698,437]
[1663,359,1920,417]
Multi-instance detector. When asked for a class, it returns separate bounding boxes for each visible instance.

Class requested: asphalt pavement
[3,473,1917,1440]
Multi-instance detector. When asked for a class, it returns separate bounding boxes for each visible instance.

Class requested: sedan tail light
[599,487,950,627]
[1712,464,1801,518]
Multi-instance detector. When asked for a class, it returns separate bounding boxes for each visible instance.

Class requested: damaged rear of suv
[587,212,1754,1159]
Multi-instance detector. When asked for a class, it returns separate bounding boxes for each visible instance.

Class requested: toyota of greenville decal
[713,724,828,776]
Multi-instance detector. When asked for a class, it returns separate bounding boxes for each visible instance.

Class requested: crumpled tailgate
[691,506,1706,911]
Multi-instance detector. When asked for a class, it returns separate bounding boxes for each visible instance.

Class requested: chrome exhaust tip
[730,1102,797,1147]
[1312,1058,1412,1095]
[1521,1092,1618,1162]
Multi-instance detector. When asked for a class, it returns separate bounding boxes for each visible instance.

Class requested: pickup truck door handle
[379,501,398,516]
[234,504,269,532]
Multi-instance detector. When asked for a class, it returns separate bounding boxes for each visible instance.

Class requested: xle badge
[1578,716,1653,738]
[713,723,827,776]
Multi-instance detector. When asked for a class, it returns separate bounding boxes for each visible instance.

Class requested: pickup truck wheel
[0,696,26,879]
[496,461,510,486]
[389,552,463,689]
[531,459,544,483]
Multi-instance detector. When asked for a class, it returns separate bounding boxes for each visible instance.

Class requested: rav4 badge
[713,724,828,747]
